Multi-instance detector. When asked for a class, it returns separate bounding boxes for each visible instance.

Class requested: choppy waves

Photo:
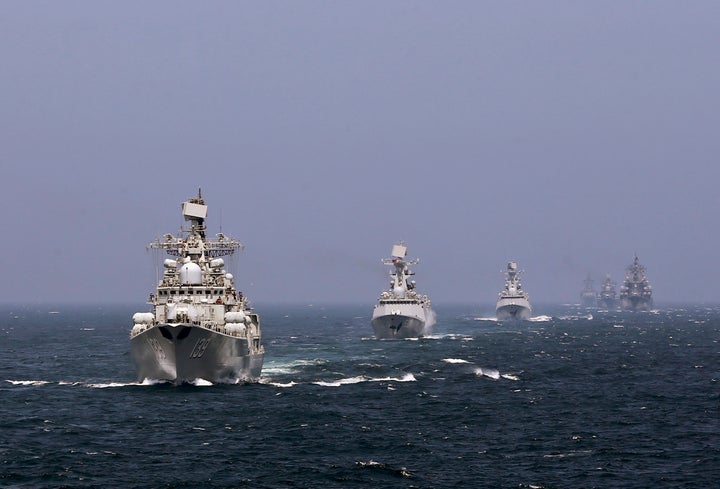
[1,304,718,488]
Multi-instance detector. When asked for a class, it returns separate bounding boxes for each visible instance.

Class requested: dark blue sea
[1,304,718,488]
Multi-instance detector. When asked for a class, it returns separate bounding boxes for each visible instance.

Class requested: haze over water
[3,2,720,306]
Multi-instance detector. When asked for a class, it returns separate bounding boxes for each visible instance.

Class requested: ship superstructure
[580,275,597,307]
[597,274,618,310]
[130,191,264,384]
[620,255,653,311]
[496,261,532,320]
[371,243,434,339]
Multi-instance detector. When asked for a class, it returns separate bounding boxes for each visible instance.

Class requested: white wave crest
[442,358,470,364]
[259,379,297,388]
[529,315,553,322]
[190,378,214,386]
[356,460,384,468]
[426,333,471,340]
[314,376,368,387]
[6,380,51,386]
[260,366,295,375]
[558,314,593,321]
[370,373,416,383]
[313,373,415,387]
[86,382,136,389]
[501,373,520,381]
[474,367,500,380]
[140,378,166,386]
[474,316,498,321]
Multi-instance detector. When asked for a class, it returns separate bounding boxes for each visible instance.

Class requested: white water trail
[87,382,137,389]
[190,378,214,386]
[529,315,553,322]
[6,380,50,386]
[370,373,416,383]
[313,376,368,387]
[422,308,437,335]
[313,373,416,387]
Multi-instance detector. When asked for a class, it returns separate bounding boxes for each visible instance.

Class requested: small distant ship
[580,275,597,307]
[619,255,653,311]
[371,243,434,339]
[597,274,618,310]
[130,191,264,384]
[496,261,532,320]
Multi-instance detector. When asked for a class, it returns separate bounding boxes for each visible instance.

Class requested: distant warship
[496,261,532,320]
[619,255,653,311]
[130,191,264,384]
[580,275,597,307]
[371,243,434,339]
[597,274,619,310]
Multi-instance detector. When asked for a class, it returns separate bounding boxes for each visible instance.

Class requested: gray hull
[496,299,532,321]
[621,297,653,311]
[597,297,618,310]
[371,301,433,339]
[130,324,263,384]
[371,314,426,339]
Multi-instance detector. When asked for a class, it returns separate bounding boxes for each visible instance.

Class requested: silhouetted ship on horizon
[580,275,597,307]
[597,274,618,310]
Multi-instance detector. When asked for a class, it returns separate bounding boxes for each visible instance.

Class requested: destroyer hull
[130,324,263,384]
[597,297,618,310]
[371,303,431,339]
[620,297,653,311]
[496,298,532,321]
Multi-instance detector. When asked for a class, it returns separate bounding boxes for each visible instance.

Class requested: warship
[371,243,434,339]
[597,274,618,310]
[580,275,597,307]
[130,191,264,384]
[496,261,532,320]
[619,255,653,311]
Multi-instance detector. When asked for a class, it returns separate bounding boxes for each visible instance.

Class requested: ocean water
[1,303,718,488]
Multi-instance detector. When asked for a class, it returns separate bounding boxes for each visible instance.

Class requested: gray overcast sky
[2,1,719,306]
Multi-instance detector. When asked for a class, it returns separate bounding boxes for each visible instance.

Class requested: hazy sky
[3,1,720,307]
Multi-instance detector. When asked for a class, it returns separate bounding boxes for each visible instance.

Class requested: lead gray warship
[496,261,532,320]
[371,243,435,339]
[619,255,653,311]
[130,191,264,384]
